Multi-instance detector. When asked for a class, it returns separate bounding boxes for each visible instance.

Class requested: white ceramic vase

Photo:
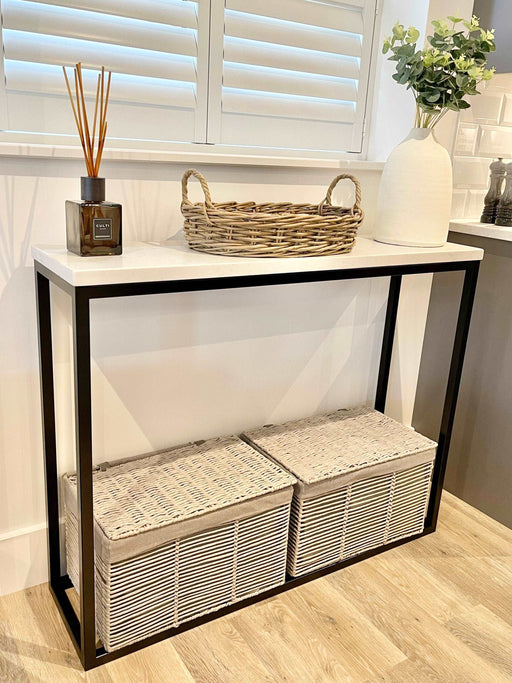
[374,127,452,247]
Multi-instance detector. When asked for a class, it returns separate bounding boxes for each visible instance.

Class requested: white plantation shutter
[0,0,378,154]
[208,0,377,153]
[0,0,210,143]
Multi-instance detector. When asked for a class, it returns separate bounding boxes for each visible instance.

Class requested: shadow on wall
[83,278,388,464]
[0,176,38,279]
[0,177,46,540]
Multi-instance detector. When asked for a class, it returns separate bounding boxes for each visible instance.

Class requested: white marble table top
[32,236,483,287]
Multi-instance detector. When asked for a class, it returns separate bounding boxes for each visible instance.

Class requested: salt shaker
[496,162,512,227]
[481,158,506,224]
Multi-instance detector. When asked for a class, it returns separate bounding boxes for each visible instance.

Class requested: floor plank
[445,604,512,678]
[284,580,406,680]
[231,593,351,682]
[327,560,510,683]
[173,617,274,683]
[399,553,512,628]
[366,551,477,624]
[0,493,511,682]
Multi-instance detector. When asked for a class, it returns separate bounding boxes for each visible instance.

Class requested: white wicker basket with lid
[243,407,436,577]
[64,436,295,652]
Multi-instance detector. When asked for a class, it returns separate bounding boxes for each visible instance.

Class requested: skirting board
[0,521,65,597]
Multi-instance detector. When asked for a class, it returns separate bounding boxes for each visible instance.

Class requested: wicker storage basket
[180,169,364,258]
[63,437,295,652]
[243,407,436,577]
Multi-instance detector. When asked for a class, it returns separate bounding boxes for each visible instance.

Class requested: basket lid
[63,436,295,543]
[243,407,437,492]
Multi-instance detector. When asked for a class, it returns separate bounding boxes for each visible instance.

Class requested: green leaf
[456,73,469,87]
[447,16,463,23]
[407,26,420,43]
[392,22,405,40]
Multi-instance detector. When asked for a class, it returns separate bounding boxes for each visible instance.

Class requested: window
[0,0,378,154]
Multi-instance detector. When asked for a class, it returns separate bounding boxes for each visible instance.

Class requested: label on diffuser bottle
[93,218,113,240]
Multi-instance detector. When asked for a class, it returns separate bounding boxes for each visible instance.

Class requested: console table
[33,236,483,670]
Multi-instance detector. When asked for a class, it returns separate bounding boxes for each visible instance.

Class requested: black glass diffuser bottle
[66,177,122,256]
[63,62,122,256]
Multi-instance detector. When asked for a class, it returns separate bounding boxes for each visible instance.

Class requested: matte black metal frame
[34,258,479,671]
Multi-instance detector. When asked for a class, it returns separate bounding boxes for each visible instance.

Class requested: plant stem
[415,102,450,129]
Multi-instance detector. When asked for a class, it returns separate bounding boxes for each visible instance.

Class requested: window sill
[0,136,385,171]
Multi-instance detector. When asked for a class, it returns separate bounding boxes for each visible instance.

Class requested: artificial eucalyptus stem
[384,15,496,129]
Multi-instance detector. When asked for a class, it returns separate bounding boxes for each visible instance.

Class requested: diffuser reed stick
[62,63,112,177]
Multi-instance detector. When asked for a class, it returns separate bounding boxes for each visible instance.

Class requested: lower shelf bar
[52,527,433,670]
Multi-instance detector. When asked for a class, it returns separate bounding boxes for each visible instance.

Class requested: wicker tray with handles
[180,169,364,258]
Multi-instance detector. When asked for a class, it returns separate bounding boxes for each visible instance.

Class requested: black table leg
[72,288,97,668]
[35,267,84,657]
[426,260,480,530]
[375,274,402,413]
[35,270,60,588]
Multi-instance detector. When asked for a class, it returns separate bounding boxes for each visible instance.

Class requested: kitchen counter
[450,219,512,242]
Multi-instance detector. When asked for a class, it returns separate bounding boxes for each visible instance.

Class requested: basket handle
[318,174,362,215]
[181,169,213,206]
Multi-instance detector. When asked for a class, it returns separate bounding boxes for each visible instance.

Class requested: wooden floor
[1,491,512,682]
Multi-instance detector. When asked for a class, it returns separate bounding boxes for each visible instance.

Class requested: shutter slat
[3,0,197,57]
[22,0,198,29]
[224,37,360,80]
[5,60,196,108]
[222,88,355,123]
[224,63,357,102]
[3,30,196,83]
[6,91,197,140]
[220,112,355,151]
[226,0,365,35]
[225,9,361,58]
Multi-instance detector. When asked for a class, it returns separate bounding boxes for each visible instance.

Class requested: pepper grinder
[496,162,512,227]
[481,157,506,224]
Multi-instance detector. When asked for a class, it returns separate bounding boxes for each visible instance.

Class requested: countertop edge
[450,220,512,243]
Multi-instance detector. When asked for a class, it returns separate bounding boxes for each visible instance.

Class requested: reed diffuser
[64,63,122,256]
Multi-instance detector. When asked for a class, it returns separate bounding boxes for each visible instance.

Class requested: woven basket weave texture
[180,169,364,258]
[66,503,291,651]
[65,436,295,542]
[244,406,437,485]
[243,407,437,577]
[64,436,295,651]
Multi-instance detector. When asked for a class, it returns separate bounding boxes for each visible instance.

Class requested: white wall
[367,0,431,161]
[474,0,512,74]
